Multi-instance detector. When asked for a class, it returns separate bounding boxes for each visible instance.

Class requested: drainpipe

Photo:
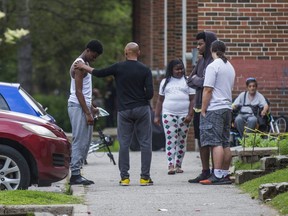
[150,0,153,68]
[182,0,186,67]
[164,0,167,68]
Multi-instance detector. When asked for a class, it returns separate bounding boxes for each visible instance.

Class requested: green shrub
[33,94,71,132]
[238,133,288,155]
[33,93,109,132]
[239,133,278,148]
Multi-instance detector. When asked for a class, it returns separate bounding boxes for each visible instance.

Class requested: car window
[0,94,10,110]
[19,88,47,116]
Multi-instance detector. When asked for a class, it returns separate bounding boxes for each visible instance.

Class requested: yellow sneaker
[119,178,130,186]
[140,178,153,186]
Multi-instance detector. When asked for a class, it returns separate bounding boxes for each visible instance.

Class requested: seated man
[232,77,269,138]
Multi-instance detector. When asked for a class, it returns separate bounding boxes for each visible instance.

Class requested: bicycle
[88,108,116,165]
[271,115,288,134]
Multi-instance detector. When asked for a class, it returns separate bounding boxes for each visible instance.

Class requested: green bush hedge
[33,94,71,132]
[239,133,288,155]
[33,93,107,132]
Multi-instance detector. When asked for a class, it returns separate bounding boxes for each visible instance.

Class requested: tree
[0,0,132,94]
[17,0,32,92]
[0,11,29,45]
[0,0,132,131]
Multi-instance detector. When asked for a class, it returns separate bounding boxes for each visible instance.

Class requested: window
[19,87,47,116]
[0,94,10,110]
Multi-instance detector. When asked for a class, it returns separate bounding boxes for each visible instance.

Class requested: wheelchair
[229,107,274,147]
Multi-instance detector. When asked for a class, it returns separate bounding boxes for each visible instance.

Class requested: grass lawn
[0,190,82,205]
[108,139,119,152]
[270,192,288,215]
[233,160,261,171]
[238,168,288,215]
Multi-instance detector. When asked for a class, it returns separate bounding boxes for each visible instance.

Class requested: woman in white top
[154,59,195,175]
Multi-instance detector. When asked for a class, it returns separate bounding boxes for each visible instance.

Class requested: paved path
[73,151,279,216]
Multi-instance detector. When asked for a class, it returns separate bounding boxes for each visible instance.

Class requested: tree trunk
[17,0,32,92]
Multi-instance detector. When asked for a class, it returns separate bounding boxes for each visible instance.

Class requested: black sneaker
[221,175,233,184]
[69,175,94,185]
[188,171,210,183]
[82,176,95,184]
[199,173,229,185]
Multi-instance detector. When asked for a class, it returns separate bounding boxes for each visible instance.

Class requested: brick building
[132,0,288,150]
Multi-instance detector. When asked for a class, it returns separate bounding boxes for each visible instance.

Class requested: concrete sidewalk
[72,151,279,216]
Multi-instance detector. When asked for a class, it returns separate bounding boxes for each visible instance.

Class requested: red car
[0,110,71,190]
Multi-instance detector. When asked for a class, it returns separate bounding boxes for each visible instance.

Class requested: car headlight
[22,123,58,139]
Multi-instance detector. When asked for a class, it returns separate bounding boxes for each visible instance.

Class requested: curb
[0,204,88,216]
[0,178,88,216]
[70,185,88,216]
[0,205,73,215]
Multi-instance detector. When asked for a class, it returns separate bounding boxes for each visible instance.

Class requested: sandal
[168,169,176,175]
[168,165,175,175]
[176,167,184,173]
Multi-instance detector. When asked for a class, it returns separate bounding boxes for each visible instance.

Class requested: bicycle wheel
[274,116,288,133]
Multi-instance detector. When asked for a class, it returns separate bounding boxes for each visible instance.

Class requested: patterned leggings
[162,114,189,167]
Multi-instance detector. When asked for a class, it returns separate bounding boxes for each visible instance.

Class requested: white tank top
[68,57,92,107]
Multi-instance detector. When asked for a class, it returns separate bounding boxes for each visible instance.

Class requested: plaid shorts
[200,109,231,148]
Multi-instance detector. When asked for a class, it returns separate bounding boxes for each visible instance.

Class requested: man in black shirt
[75,42,154,186]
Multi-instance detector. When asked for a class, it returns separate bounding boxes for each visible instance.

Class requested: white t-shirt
[159,76,195,116]
[204,58,235,111]
[68,58,92,107]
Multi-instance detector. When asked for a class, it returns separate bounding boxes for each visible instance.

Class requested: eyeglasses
[246,77,256,82]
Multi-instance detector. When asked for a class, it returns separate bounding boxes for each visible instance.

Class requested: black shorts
[193,112,200,140]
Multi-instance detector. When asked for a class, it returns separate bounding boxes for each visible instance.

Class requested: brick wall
[231,59,288,117]
[197,0,288,120]
[133,0,199,69]
[133,0,199,150]
[132,1,153,66]
[132,0,288,151]
[198,0,288,61]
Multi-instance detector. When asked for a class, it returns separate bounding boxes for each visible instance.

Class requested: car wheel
[0,145,31,190]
